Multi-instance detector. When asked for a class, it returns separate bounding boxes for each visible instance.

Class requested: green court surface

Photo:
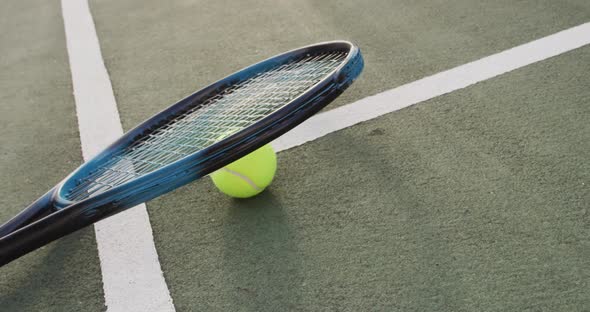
[89,0,590,127]
[0,1,104,311]
[1,0,589,311]
[147,46,590,312]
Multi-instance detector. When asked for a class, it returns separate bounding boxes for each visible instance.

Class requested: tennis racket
[0,41,363,266]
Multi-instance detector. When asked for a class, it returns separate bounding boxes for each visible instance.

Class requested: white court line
[273,22,590,152]
[61,1,175,312]
[60,0,589,306]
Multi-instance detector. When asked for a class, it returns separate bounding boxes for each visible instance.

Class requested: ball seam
[219,167,262,191]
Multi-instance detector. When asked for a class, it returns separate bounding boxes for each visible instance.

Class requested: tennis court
[1,0,588,311]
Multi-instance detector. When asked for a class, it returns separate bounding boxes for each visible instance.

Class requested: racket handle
[0,189,56,238]
[0,200,107,266]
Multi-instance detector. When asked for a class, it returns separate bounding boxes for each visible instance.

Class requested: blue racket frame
[0,41,363,265]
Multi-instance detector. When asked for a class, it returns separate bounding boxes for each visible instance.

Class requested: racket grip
[0,189,56,238]
[0,200,103,266]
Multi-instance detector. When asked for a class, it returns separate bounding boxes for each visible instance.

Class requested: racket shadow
[221,190,302,311]
[0,227,102,309]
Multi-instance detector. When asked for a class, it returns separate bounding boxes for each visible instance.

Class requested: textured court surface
[1,0,589,311]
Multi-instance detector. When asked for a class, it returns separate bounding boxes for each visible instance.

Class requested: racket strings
[66,51,347,201]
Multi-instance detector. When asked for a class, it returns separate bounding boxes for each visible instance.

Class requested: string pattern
[66,51,347,201]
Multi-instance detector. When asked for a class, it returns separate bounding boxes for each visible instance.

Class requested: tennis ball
[210,144,277,198]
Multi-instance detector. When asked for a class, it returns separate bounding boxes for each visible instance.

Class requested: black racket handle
[0,189,56,238]
[0,200,104,266]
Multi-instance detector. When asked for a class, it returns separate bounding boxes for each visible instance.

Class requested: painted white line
[272,22,590,152]
[61,1,175,312]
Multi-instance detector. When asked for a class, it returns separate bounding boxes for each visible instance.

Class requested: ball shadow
[221,190,302,311]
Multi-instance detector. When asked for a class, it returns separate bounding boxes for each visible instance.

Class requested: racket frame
[0,40,363,265]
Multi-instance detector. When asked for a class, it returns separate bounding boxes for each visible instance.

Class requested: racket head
[54,41,363,214]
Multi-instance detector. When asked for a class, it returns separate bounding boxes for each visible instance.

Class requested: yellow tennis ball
[210,144,277,198]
